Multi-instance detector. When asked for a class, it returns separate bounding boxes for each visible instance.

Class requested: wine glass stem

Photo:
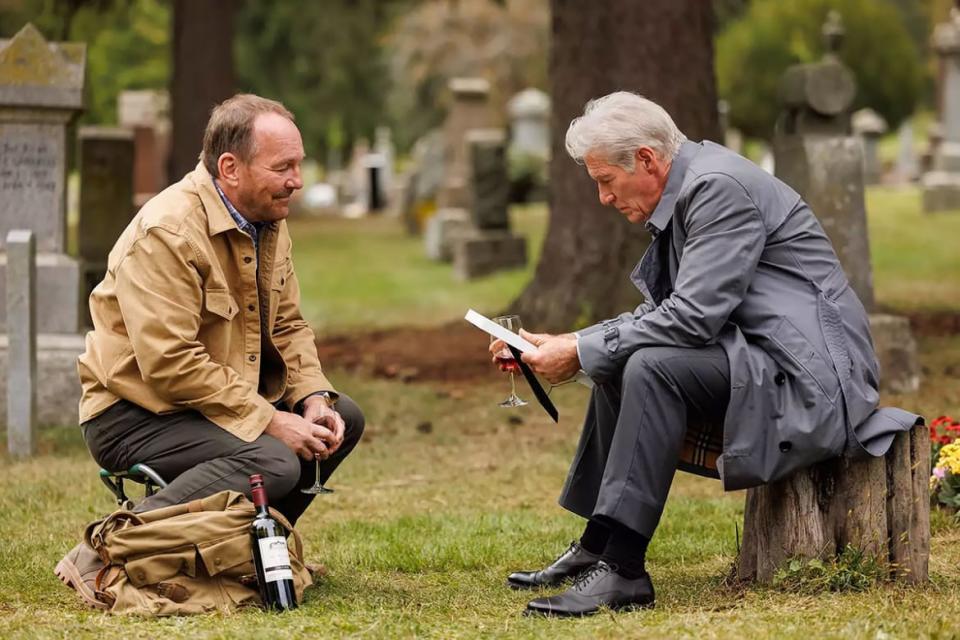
[510,372,517,397]
[315,457,322,487]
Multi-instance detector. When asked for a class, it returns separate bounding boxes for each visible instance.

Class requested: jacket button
[243,256,253,264]
[774,372,786,386]
[779,440,792,453]
[247,304,255,312]
[248,354,257,362]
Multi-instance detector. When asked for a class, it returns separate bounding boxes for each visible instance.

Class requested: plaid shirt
[214,180,263,255]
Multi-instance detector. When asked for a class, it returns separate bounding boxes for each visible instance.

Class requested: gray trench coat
[577,140,921,491]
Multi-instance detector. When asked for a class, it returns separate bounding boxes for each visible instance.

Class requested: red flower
[939,435,952,446]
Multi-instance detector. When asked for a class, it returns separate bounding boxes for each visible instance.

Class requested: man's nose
[287,167,303,191]
[599,187,615,206]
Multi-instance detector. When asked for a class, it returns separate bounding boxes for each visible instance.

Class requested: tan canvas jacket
[78,162,335,442]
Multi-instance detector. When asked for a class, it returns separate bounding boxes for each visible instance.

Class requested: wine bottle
[249,473,298,611]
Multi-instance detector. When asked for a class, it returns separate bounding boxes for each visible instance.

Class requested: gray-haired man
[493,92,919,616]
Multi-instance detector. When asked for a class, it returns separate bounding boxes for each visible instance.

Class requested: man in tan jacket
[55,94,364,608]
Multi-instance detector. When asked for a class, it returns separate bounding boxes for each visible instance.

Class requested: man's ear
[217,153,240,187]
[636,147,656,172]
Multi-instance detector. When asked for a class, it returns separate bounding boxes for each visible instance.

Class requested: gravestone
[452,130,526,280]
[773,12,873,310]
[374,126,395,212]
[923,4,960,212]
[403,129,445,235]
[740,13,928,587]
[438,78,495,210]
[0,23,84,334]
[895,121,919,183]
[852,108,888,185]
[118,89,170,204]
[507,88,550,159]
[6,230,36,457]
[78,126,135,326]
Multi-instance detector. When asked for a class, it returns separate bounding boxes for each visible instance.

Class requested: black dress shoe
[525,561,655,617]
[506,541,601,589]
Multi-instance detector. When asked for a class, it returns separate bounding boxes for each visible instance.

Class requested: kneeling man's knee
[622,348,672,389]
[256,437,302,500]
[334,394,365,444]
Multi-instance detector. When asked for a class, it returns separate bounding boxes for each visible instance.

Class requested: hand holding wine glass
[489,315,527,408]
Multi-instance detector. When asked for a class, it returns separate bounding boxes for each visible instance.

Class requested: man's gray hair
[565,92,686,171]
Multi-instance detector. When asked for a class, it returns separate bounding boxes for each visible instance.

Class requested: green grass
[867,185,960,313]
[7,183,960,637]
[289,204,546,333]
[2,356,960,638]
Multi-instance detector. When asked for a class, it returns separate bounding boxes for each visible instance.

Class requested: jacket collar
[190,161,241,237]
[645,140,700,236]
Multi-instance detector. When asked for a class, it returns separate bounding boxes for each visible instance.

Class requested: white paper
[464,309,594,388]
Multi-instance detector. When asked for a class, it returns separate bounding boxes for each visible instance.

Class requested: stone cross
[0,24,85,333]
[6,230,36,458]
[922,5,960,212]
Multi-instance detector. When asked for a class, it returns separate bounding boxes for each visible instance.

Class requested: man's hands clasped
[265,394,345,461]
[489,329,581,384]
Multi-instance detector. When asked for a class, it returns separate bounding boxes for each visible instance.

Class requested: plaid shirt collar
[213,179,262,252]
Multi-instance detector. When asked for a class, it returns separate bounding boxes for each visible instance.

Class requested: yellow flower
[938,443,960,476]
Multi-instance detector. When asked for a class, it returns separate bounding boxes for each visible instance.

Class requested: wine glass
[302,454,334,495]
[492,315,527,408]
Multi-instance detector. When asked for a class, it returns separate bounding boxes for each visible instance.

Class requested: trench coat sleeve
[578,173,766,383]
[273,251,337,410]
[113,227,276,441]
[578,302,655,338]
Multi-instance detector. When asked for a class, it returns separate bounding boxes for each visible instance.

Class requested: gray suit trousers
[83,396,365,525]
[559,345,729,538]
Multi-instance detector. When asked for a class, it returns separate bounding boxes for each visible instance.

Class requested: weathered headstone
[374,126,395,209]
[852,108,888,185]
[402,129,445,235]
[78,126,135,326]
[0,23,84,334]
[6,230,36,457]
[118,89,170,204]
[923,5,960,212]
[452,130,527,280]
[424,208,471,262]
[438,78,495,209]
[507,88,550,160]
[895,121,919,183]
[773,12,873,310]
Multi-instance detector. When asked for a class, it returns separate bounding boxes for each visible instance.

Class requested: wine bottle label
[258,536,294,583]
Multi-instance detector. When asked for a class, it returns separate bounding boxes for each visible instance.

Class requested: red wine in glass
[496,355,521,373]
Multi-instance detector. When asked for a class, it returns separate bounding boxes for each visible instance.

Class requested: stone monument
[852,108,888,185]
[6,230,35,457]
[923,2,960,212]
[452,129,527,280]
[0,23,84,334]
[78,126,135,326]
[773,12,919,394]
[0,24,88,430]
[118,89,170,205]
[507,88,550,160]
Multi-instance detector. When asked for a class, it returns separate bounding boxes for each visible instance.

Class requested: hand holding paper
[516,330,581,384]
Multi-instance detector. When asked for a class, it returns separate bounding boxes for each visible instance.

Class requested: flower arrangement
[929,415,960,511]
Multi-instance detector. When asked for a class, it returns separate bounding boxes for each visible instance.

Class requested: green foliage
[772,546,888,595]
[384,0,548,151]
[0,0,165,126]
[234,0,412,163]
[716,0,925,139]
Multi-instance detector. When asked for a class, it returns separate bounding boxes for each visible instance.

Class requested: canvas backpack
[84,489,313,615]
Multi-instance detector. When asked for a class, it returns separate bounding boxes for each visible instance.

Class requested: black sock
[578,519,610,555]
[600,522,649,579]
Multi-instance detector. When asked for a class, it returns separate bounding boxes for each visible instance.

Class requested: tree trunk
[170,0,236,182]
[511,0,720,331]
[737,424,930,584]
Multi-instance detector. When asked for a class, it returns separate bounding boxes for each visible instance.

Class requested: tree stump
[737,423,930,584]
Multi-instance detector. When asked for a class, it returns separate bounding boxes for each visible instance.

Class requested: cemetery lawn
[1,185,958,638]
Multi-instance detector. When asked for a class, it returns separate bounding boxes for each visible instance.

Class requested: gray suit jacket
[578,140,920,491]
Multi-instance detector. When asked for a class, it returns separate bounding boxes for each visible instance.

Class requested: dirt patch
[316,321,495,384]
[316,310,960,384]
